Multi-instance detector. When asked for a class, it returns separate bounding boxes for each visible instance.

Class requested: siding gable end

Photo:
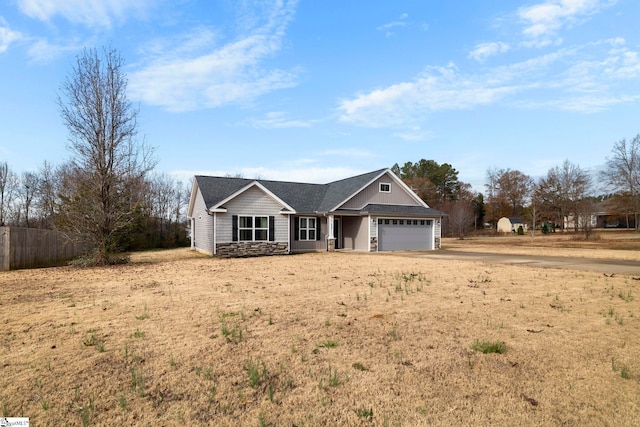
[217,186,289,243]
[212,181,295,213]
[337,171,429,210]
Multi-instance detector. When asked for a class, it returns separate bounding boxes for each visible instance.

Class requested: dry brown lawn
[2,233,640,426]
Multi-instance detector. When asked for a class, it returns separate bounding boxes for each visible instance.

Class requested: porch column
[327,214,335,252]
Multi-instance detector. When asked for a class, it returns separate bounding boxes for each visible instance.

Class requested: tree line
[0,160,189,250]
[394,135,640,239]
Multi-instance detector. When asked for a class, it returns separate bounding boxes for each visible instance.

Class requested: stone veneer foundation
[216,242,289,258]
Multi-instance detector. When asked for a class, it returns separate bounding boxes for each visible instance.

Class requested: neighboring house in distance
[187,168,445,257]
[497,217,528,233]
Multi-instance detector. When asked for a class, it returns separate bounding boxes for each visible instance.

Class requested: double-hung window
[238,216,268,241]
[299,217,316,241]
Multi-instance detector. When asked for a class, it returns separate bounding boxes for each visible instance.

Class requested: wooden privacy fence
[0,227,93,271]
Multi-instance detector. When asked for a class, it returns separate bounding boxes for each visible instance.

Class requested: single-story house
[497,217,528,233]
[187,168,445,257]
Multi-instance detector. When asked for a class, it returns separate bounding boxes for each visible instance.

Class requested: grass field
[1,232,640,426]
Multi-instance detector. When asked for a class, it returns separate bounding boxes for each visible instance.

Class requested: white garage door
[378,218,433,251]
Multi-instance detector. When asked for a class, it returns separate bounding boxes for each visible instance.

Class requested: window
[299,217,317,241]
[238,216,268,241]
[379,183,391,193]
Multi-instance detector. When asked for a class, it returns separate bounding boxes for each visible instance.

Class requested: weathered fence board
[0,227,92,271]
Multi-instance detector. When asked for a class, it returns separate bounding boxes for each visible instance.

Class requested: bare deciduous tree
[57,47,155,264]
[0,162,19,226]
[537,160,592,232]
[20,171,39,227]
[36,161,59,229]
[601,134,640,230]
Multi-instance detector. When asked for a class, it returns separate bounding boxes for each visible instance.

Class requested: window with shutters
[299,217,316,241]
[238,216,269,241]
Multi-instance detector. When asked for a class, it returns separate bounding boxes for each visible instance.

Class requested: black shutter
[269,216,275,241]
[232,215,238,241]
[294,217,299,241]
[316,217,321,240]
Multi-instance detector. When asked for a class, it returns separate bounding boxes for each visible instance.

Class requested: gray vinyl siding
[340,173,419,209]
[290,217,326,252]
[217,186,289,243]
[192,189,214,255]
[342,216,368,250]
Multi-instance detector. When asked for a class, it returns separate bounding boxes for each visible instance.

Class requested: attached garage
[377,218,434,251]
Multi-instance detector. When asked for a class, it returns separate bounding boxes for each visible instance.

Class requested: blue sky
[1,0,639,192]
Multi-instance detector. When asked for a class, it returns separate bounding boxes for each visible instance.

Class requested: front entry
[333,218,341,249]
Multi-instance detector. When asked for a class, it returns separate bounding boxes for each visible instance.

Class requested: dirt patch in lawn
[1,246,640,426]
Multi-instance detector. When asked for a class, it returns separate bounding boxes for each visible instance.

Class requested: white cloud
[129,0,299,111]
[17,0,152,28]
[171,166,366,184]
[469,41,510,62]
[377,13,409,37]
[338,63,517,128]
[393,129,434,142]
[314,148,377,158]
[0,19,22,53]
[239,166,366,183]
[518,0,616,41]
[26,37,86,63]
[248,111,315,129]
[338,36,640,128]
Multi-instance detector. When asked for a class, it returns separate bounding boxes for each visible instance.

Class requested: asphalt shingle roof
[194,168,443,217]
[348,204,444,216]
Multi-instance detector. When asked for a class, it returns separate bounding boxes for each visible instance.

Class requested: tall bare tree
[36,161,59,229]
[537,160,592,231]
[0,161,19,226]
[20,171,39,227]
[601,134,640,230]
[57,47,155,264]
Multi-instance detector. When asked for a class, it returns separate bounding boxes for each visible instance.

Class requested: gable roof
[192,168,443,216]
[318,169,387,212]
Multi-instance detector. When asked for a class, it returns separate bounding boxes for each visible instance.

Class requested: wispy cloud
[469,41,510,62]
[0,18,22,53]
[377,13,409,37]
[129,0,299,112]
[26,37,88,63]
[518,0,617,44]
[238,166,365,183]
[339,37,640,127]
[393,129,434,142]
[17,0,153,28]
[338,63,517,128]
[314,148,377,158]
[248,111,316,129]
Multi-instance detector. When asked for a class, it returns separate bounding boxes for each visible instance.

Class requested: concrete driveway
[399,250,640,275]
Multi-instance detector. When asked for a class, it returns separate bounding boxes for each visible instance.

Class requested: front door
[333,218,341,249]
